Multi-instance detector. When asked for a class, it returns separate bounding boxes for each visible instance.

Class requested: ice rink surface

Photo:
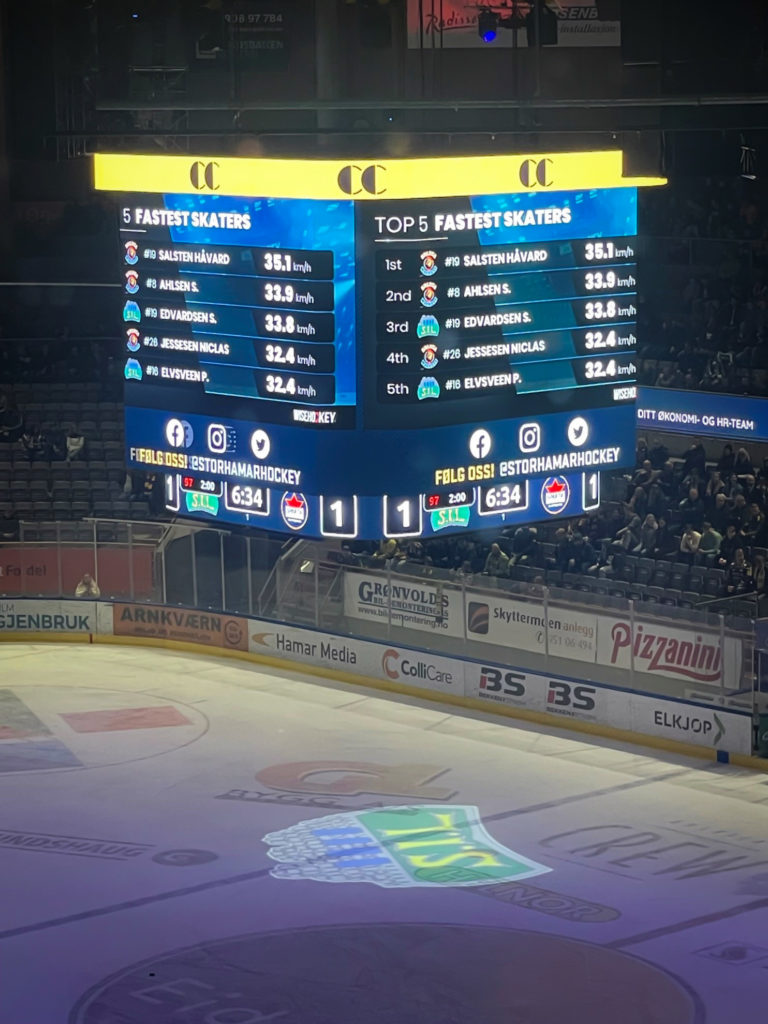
[1,642,768,1023]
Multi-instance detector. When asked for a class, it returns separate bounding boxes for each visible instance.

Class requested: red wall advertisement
[0,546,154,599]
[407,1,620,48]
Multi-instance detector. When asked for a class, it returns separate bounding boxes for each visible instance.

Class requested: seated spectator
[597,551,622,580]
[681,440,706,478]
[741,474,758,504]
[733,446,754,478]
[648,437,669,469]
[612,515,642,554]
[678,487,704,529]
[717,443,735,477]
[653,515,677,558]
[710,492,731,534]
[704,471,726,505]
[66,427,86,461]
[637,513,658,555]
[47,428,67,462]
[508,525,538,566]
[679,523,702,564]
[657,461,677,496]
[21,424,47,462]
[742,501,765,541]
[631,460,656,491]
[74,573,100,598]
[718,524,746,567]
[726,548,754,595]
[371,538,399,564]
[563,533,596,574]
[625,486,648,521]
[646,483,669,520]
[550,528,570,571]
[483,542,509,577]
[729,492,748,528]
[147,473,165,516]
[698,521,723,564]
[679,466,703,499]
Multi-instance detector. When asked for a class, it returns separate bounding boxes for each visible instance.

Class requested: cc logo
[519,158,553,188]
[190,161,219,191]
[337,164,386,196]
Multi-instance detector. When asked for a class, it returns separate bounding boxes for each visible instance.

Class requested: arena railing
[1,519,763,728]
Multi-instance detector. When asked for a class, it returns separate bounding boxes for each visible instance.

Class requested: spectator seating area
[640,175,768,396]
[0,381,157,529]
[2,361,765,618]
[347,438,767,617]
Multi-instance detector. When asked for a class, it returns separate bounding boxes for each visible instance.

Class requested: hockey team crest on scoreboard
[416,314,440,338]
[420,249,438,276]
[541,476,570,514]
[421,343,439,370]
[280,491,309,531]
[263,804,551,888]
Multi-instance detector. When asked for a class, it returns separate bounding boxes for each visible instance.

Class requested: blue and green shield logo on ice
[263,805,551,888]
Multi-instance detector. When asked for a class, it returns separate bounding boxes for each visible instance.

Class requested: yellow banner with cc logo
[94,150,665,200]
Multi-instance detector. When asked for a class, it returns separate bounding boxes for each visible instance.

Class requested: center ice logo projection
[263,805,551,888]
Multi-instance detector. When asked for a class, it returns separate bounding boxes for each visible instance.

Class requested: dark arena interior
[3,2,768,1021]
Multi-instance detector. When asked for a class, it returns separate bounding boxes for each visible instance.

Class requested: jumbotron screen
[95,150,663,539]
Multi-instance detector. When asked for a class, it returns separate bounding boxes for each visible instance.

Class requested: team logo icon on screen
[281,492,309,531]
[123,300,141,323]
[420,283,438,307]
[125,270,139,294]
[420,250,438,276]
[125,329,141,352]
[541,476,570,515]
[417,377,440,400]
[421,344,439,370]
[124,240,139,264]
[124,359,142,381]
[416,315,440,339]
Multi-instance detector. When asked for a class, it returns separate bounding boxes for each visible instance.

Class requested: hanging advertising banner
[407,1,620,49]
[343,572,745,688]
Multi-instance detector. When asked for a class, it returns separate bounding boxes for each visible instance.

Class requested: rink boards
[0,597,755,759]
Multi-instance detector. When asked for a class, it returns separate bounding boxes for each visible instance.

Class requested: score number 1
[320,495,359,538]
[383,495,423,538]
[582,472,600,511]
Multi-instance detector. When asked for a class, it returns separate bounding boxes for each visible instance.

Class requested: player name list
[122,234,348,415]
[373,236,637,408]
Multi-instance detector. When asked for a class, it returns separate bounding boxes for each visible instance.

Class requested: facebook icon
[165,418,194,449]
[469,428,492,459]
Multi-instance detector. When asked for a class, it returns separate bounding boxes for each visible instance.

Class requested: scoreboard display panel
[96,150,663,539]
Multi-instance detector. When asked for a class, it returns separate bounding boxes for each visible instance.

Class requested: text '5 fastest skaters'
[129,207,253,230]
